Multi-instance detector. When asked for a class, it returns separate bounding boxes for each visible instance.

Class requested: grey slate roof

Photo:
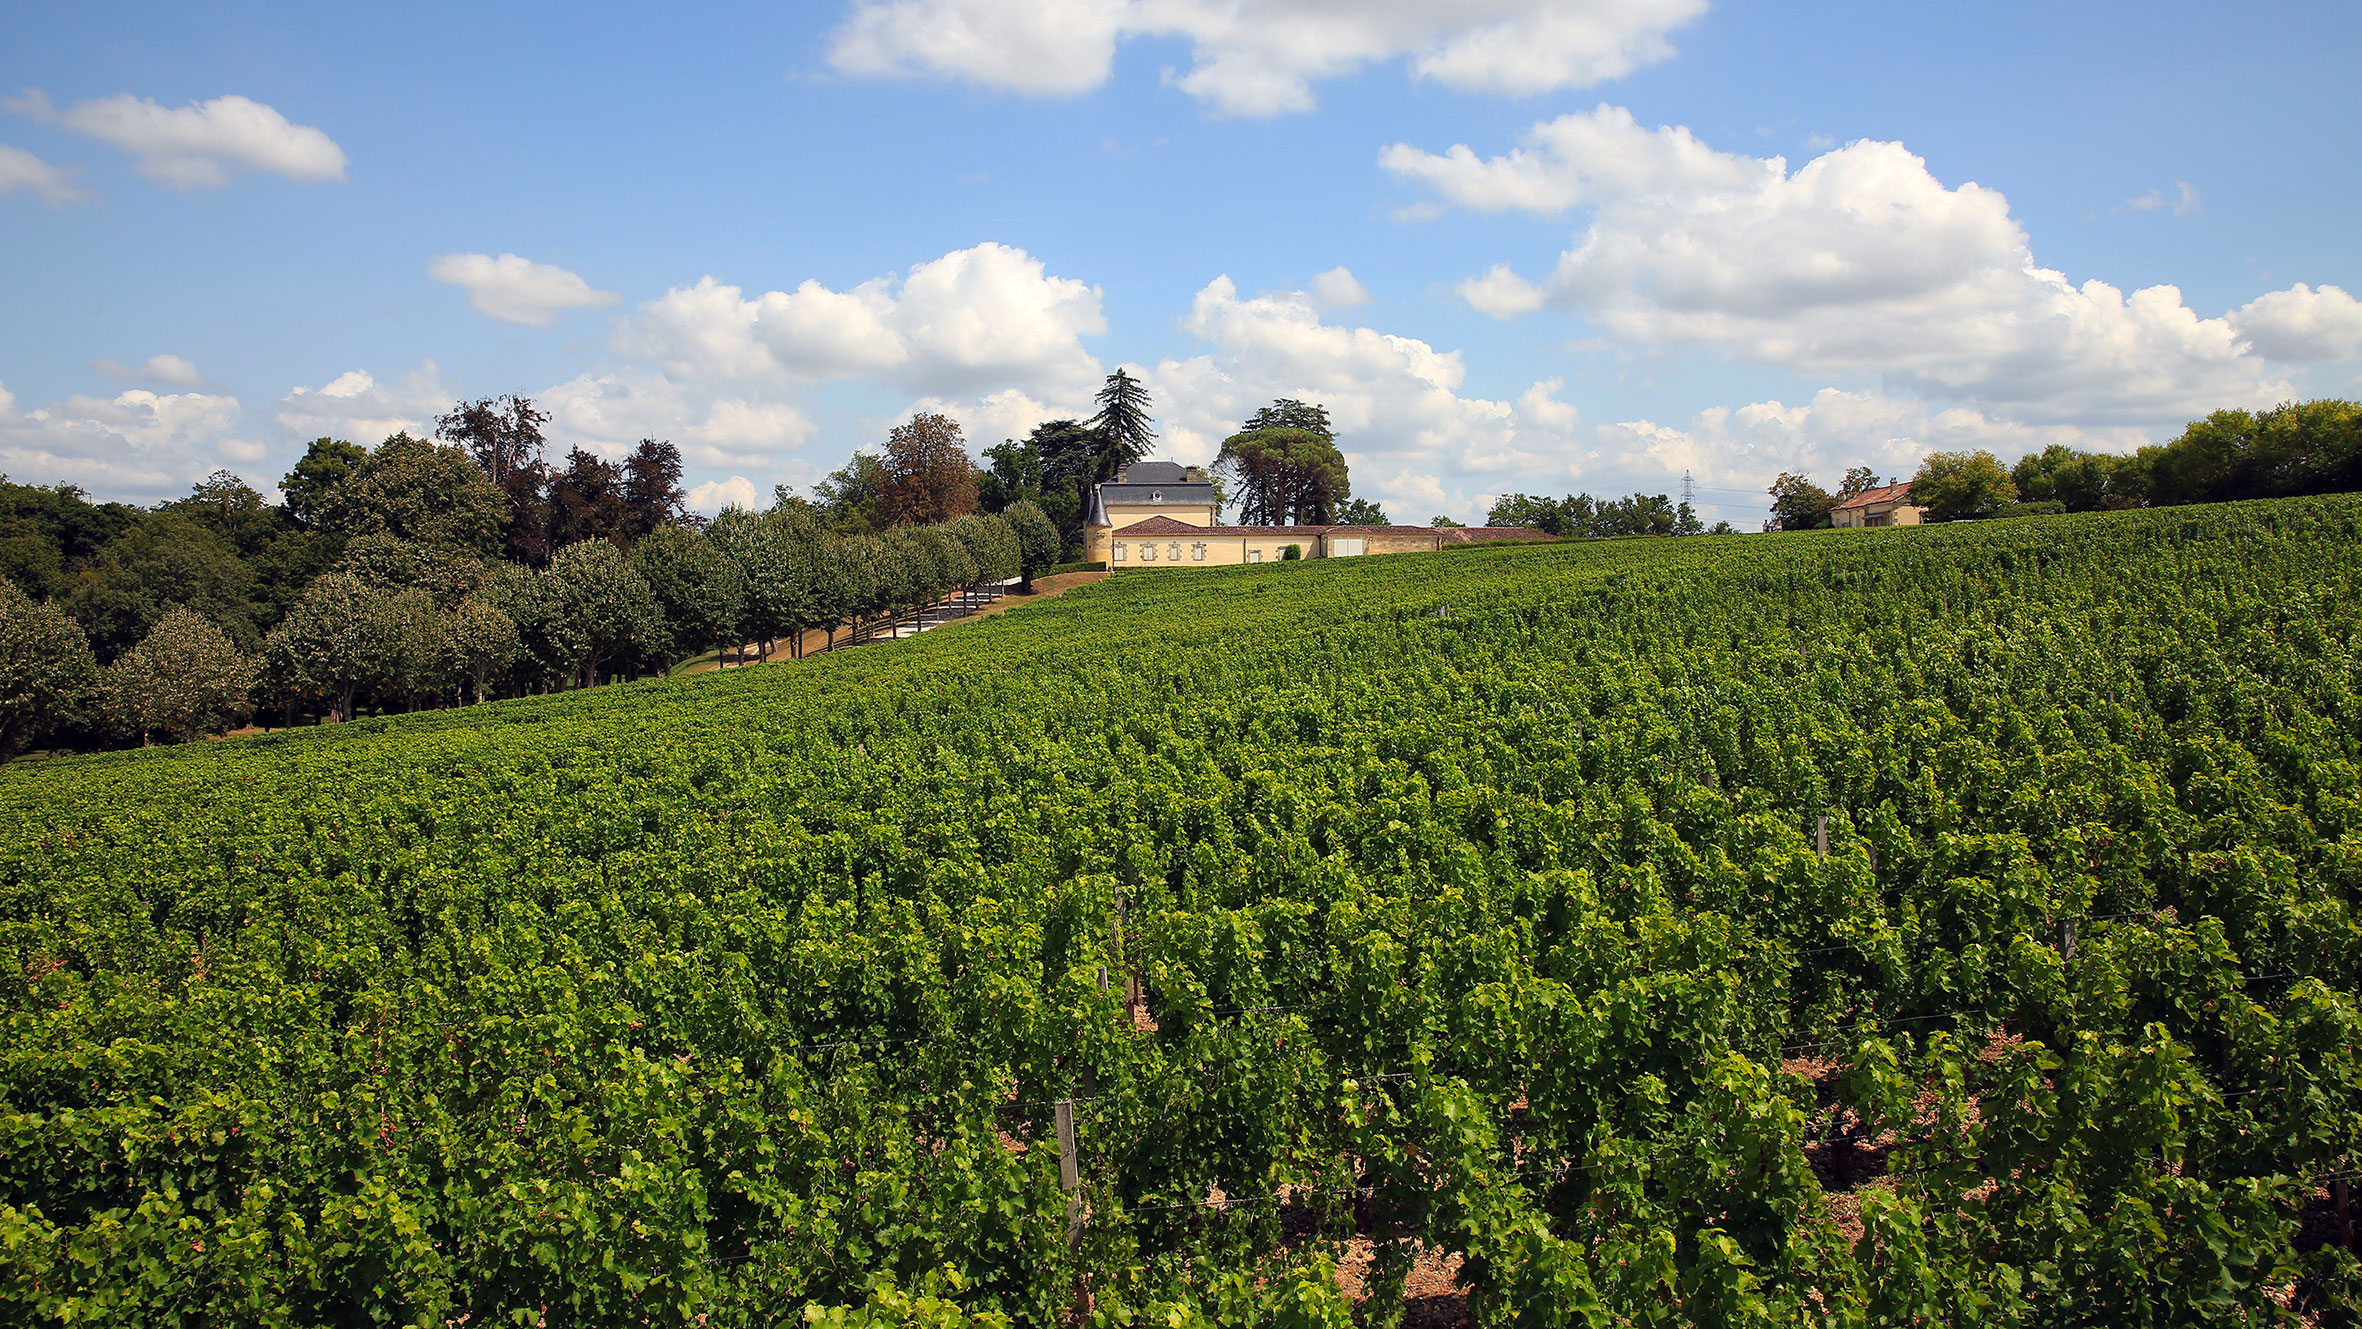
[1121,461,1195,484]
[1095,482,1217,508]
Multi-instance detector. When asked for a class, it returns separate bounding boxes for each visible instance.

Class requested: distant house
[1831,482,1924,529]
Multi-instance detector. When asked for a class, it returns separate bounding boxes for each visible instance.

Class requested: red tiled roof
[1112,515,1221,534]
[1831,482,1916,511]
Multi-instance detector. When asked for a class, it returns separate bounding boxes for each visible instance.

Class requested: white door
[1330,537,1364,557]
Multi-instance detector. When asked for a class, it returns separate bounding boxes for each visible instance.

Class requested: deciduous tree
[447,595,520,705]
[544,539,662,686]
[1002,500,1060,592]
[549,446,626,547]
[264,572,410,723]
[878,413,980,527]
[320,433,507,557]
[709,507,815,662]
[99,606,254,744]
[1839,467,1882,497]
[279,438,367,530]
[628,523,743,670]
[437,395,553,564]
[941,513,1017,589]
[66,512,261,659]
[814,452,888,535]
[1766,473,1838,531]
[1909,450,2018,521]
[0,577,96,757]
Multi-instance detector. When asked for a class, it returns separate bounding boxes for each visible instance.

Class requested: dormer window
[1151,490,1163,502]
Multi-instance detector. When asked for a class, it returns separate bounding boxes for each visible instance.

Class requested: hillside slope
[4,499,2359,1325]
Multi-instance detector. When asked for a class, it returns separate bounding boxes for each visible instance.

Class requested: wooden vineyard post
[1055,1098,1083,1246]
[1113,894,1141,1021]
[1817,815,1829,863]
[2060,920,2077,963]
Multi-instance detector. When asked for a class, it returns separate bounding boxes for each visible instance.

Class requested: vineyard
[2,496,2359,1326]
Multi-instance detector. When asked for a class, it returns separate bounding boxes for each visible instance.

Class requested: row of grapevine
[1,496,2356,1324]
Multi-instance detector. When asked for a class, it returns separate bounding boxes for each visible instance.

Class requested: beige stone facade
[1831,482,1925,528]
[1101,516,1551,570]
[1082,462,1220,562]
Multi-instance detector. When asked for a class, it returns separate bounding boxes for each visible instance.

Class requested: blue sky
[2,1,2357,527]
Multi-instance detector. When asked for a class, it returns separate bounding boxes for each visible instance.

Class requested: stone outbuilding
[1830,482,1925,528]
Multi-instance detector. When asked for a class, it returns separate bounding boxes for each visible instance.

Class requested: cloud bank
[828,0,1705,115]
[1385,106,2339,427]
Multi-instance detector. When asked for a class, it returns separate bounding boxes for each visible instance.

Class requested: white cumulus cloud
[538,367,817,470]
[828,0,1704,115]
[1310,266,1372,309]
[277,362,451,446]
[1137,276,1595,519]
[687,475,762,514]
[8,88,346,188]
[91,353,207,388]
[427,252,621,326]
[2231,283,2362,363]
[0,144,87,204]
[1389,106,2309,426]
[1457,263,1548,318]
[0,379,248,500]
[617,242,1105,397]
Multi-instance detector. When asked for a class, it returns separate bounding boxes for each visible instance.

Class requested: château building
[1082,461,1551,569]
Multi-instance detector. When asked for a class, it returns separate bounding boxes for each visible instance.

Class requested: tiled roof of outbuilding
[1832,482,1916,511]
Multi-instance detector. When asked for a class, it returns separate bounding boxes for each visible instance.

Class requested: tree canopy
[1909,450,2019,521]
[99,606,254,744]
[1766,473,1838,531]
[878,413,980,527]
[1214,426,1350,526]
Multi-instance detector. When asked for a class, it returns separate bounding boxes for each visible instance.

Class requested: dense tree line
[0,404,1057,756]
[1766,397,2361,529]
[1486,490,1723,537]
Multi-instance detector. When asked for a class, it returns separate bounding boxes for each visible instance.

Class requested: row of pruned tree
[1,489,1059,754]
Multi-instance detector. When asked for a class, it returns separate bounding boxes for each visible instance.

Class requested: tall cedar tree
[1086,369,1157,478]
[438,396,554,565]
[877,413,980,527]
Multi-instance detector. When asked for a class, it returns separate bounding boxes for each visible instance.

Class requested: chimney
[1185,466,1203,482]
[1116,464,1130,482]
